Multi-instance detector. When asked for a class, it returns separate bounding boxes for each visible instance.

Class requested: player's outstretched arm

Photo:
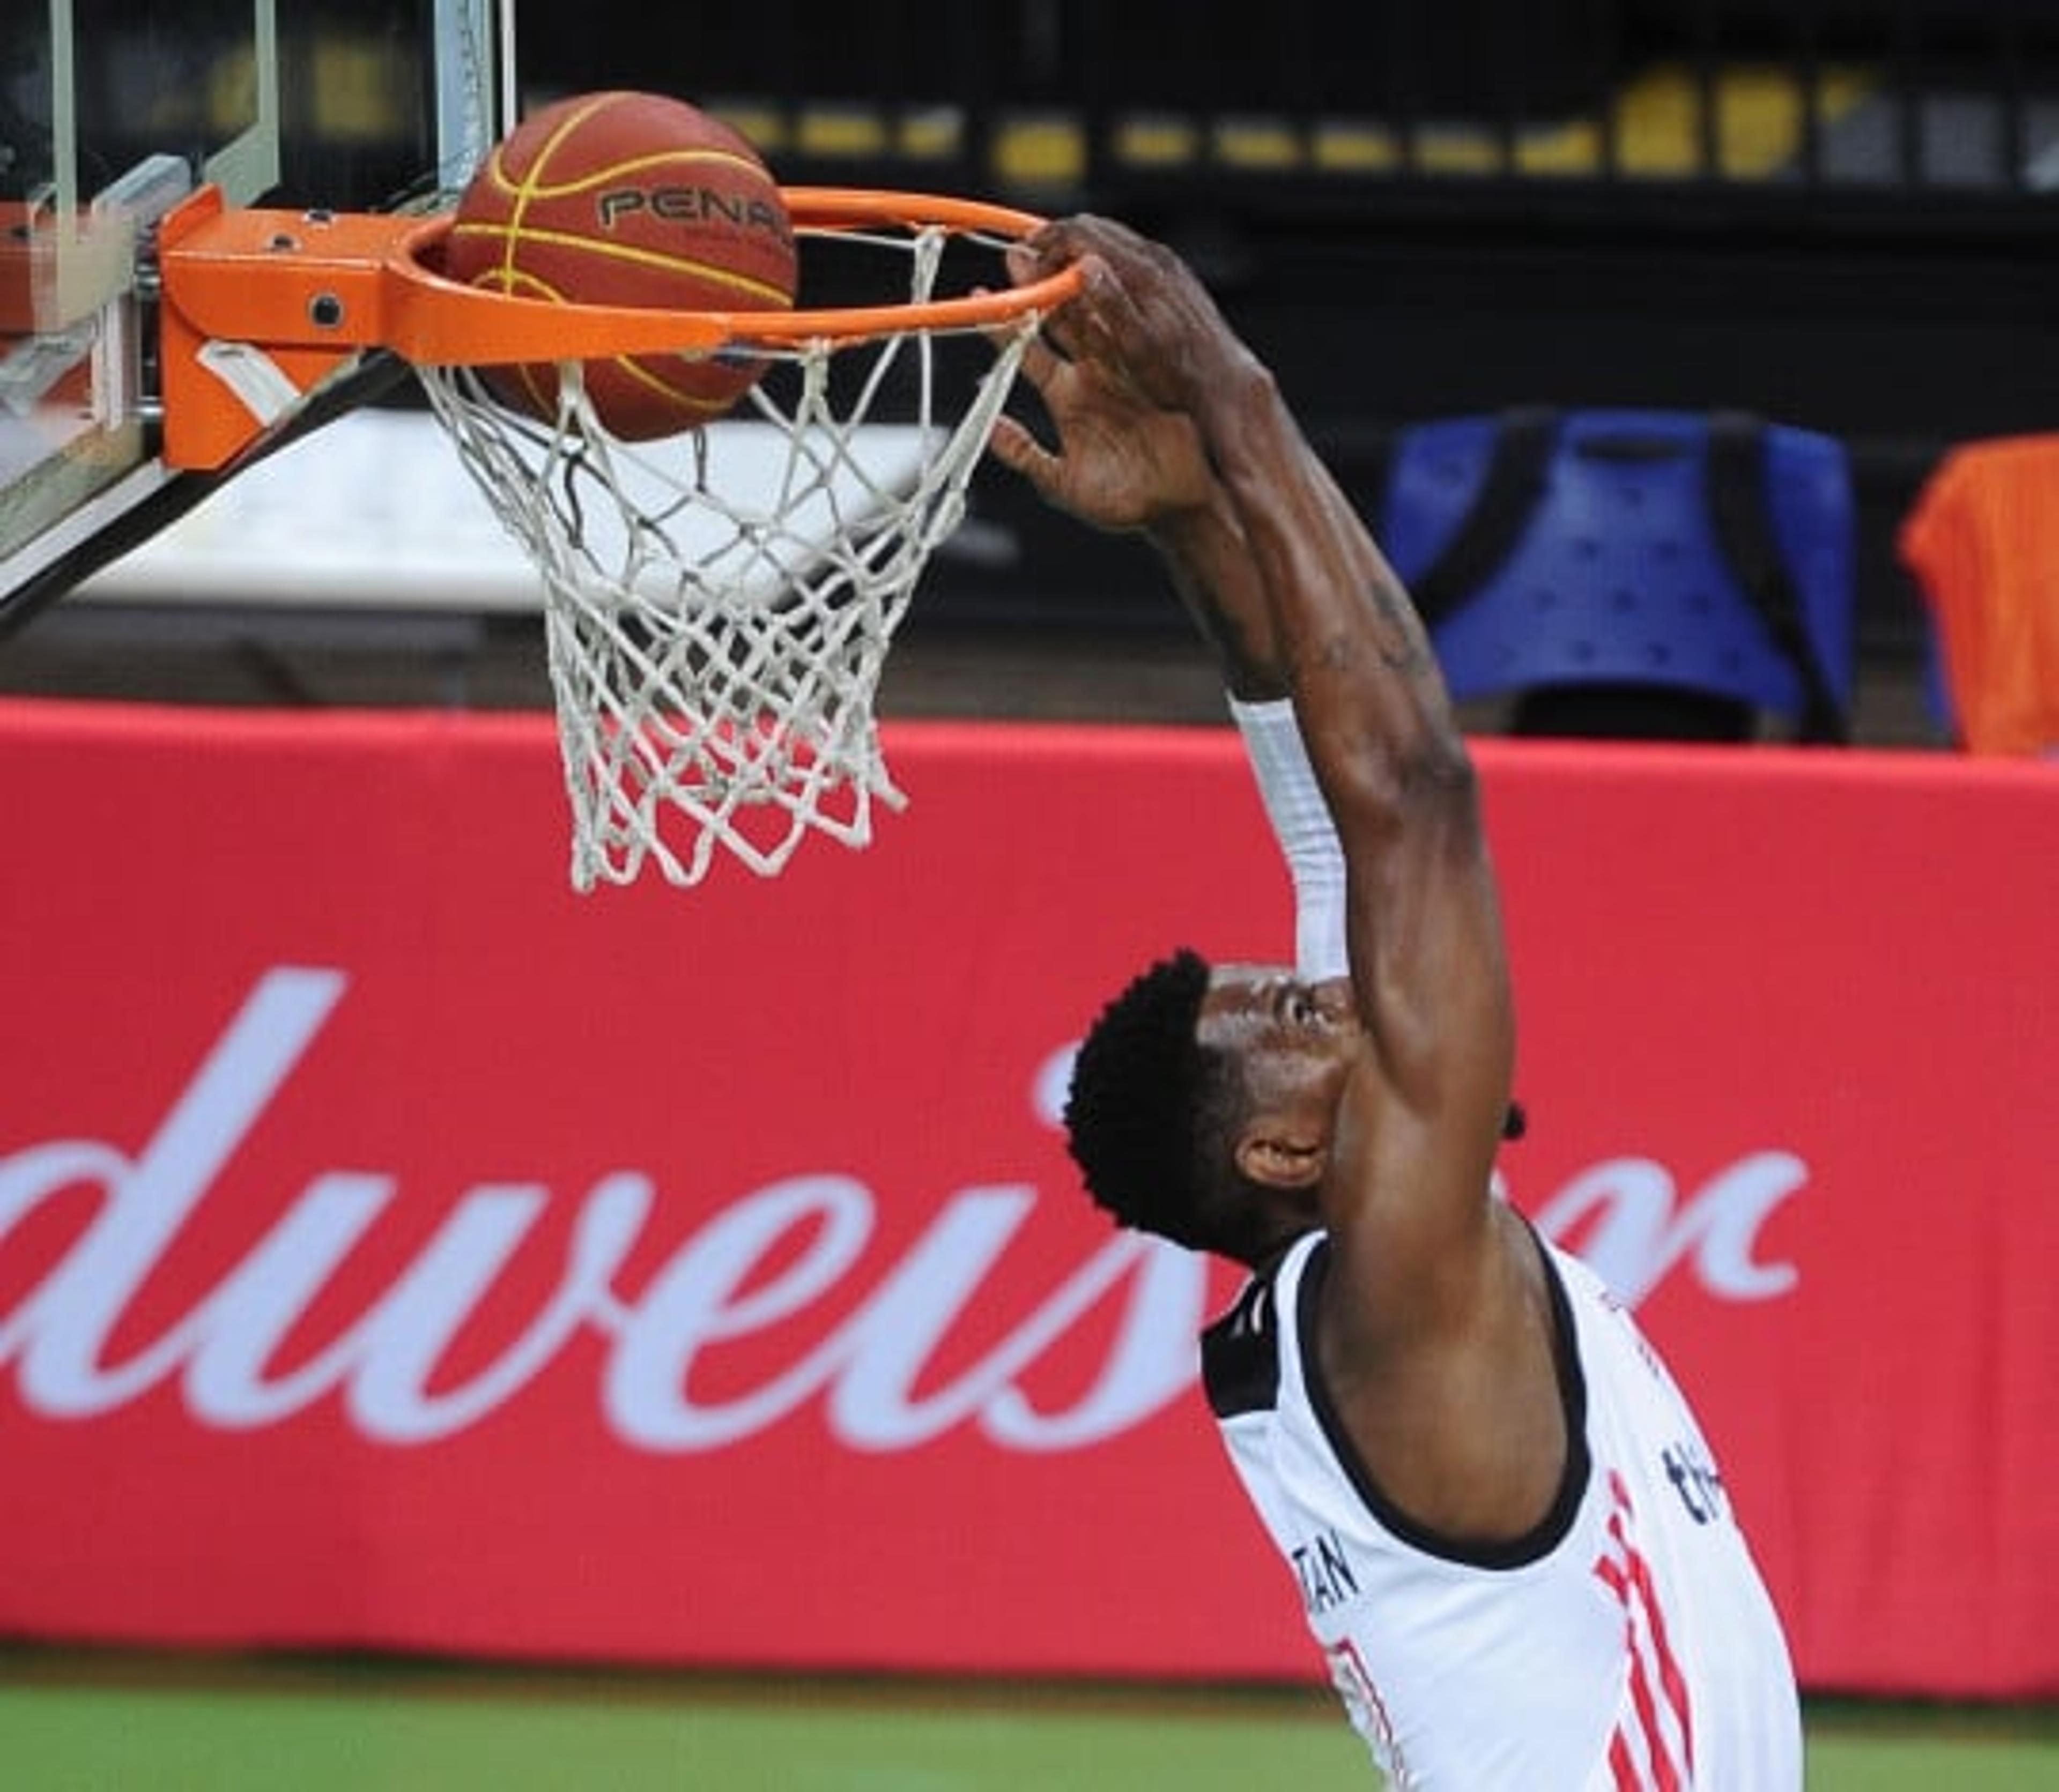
[1012,218,1516,1343]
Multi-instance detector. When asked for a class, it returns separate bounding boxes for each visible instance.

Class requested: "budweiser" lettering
[0,968,1804,1454]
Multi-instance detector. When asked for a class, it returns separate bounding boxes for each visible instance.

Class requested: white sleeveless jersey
[1204,1228,1801,1789]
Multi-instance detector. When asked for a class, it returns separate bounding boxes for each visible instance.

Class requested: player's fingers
[972,289,1074,387]
[1037,301,1091,368]
[1009,233,1102,342]
[1021,258,1115,379]
[1036,253,1114,359]
[1074,255,1131,336]
[1014,333,1069,391]
[1004,239,1046,288]
[1070,256,1179,402]
[986,413,1055,485]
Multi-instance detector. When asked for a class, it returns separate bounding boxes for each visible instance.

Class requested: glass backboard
[0,0,514,627]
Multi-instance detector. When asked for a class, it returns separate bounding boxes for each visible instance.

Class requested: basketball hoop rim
[152,182,1082,468]
[383,185,1084,366]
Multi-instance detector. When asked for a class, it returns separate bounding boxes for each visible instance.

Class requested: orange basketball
[443,91,798,439]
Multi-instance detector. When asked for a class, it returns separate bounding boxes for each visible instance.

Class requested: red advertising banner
[1,697,2055,1698]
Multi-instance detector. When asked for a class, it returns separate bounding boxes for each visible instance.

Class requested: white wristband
[1230,697,1349,981]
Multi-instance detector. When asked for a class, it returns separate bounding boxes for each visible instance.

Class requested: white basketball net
[417,224,1042,890]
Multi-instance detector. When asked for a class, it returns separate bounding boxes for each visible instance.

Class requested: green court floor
[1,1653,2053,1790]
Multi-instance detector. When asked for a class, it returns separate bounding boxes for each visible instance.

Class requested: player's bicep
[1334,767,1515,1256]
[1351,807,1513,1113]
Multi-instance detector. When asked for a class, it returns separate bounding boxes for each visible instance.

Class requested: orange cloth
[1898,435,2059,755]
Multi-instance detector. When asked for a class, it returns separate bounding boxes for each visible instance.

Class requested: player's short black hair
[1062,947,1247,1254]
[1064,948,1529,1259]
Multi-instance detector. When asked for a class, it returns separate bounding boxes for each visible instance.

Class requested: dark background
[6,0,2054,736]
[513,0,2059,671]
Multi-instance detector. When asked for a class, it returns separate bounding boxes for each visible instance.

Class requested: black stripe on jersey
[1201,1269,1283,1418]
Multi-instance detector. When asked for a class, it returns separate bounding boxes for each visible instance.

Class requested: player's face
[1197,964,1361,1124]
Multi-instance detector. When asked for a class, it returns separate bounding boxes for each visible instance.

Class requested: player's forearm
[1192,357,1465,781]
[1146,494,1288,703]
[1146,477,1348,973]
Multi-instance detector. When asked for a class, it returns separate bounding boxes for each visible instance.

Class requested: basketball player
[990,215,1802,1788]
